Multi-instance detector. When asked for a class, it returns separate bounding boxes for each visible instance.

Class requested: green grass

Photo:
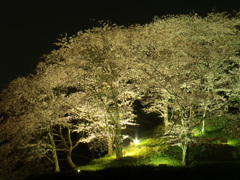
[77,120,240,172]
[77,136,240,172]
[77,156,116,171]
[192,117,240,148]
[226,139,240,147]
[77,137,181,171]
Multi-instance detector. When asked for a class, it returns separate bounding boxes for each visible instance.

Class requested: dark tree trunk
[66,150,77,169]
[48,127,60,172]
[115,121,123,159]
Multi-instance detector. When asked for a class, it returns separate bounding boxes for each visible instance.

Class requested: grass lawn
[27,130,240,179]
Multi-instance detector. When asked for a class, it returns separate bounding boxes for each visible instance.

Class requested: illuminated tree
[0,23,141,179]
[132,13,240,165]
[0,13,239,180]
[0,63,102,175]
[31,62,105,169]
[0,77,50,179]
[40,23,141,158]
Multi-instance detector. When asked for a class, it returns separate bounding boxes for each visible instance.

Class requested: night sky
[0,0,239,90]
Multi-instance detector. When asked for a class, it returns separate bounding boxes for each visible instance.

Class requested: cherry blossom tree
[132,13,240,165]
[0,77,51,179]
[40,23,142,158]
[0,13,239,180]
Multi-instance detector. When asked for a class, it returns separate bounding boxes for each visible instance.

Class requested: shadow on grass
[27,162,240,180]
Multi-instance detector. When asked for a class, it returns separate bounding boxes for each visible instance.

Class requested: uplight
[133,138,139,145]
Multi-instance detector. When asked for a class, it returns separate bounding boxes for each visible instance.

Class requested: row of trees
[0,12,240,179]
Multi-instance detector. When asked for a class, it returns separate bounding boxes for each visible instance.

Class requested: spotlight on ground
[133,138,139,145]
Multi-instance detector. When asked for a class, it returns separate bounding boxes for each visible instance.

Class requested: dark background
[0,0,239,90]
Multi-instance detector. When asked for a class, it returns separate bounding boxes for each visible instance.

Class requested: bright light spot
[77,169,81,173]
[133,138,139,145]
[227,139,240,147]
[125,152,134,156]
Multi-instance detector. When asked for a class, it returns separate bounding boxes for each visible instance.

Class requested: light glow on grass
[220,139,240,147]
[226,139,240,147]
[192,128,204,137]
[124,153,134,156]
[77,137,179,171]
[147,156,181,166]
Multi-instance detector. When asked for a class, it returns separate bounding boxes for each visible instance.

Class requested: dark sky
[0,0,239,90]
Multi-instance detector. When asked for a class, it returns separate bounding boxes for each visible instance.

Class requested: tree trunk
[163,101,169,131]
[201,120,205,133]
[48,127,60,172]
[112,92,123,159]
[107,133,113,156]
[65,126,77,168]
[162,92,170,132]
[115,121,123,159]
[181,141,188,166]
[201,105,207,133]
[53,152,60,172]
[66,151,77,169]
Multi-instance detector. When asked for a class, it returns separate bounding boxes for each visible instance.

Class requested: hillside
[28,134,240,179]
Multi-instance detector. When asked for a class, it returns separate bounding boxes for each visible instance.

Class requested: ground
[27,162,240,179]
[27,136,240,179]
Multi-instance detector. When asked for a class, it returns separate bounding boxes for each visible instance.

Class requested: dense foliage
[0,12,240,179]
